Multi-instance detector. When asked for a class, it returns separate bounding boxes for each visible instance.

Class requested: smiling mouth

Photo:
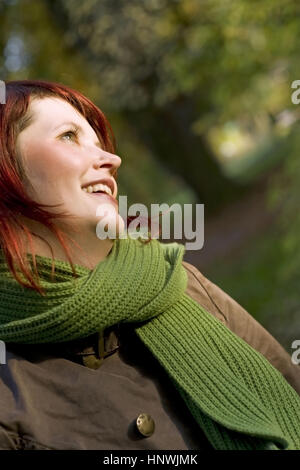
[86,191,118,206]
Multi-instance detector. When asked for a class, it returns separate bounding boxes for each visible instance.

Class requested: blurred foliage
[48,0,299,118]
[104,114,196,208]
[45,0,300,212]
[206,121,300,352]
[0,0,94,92]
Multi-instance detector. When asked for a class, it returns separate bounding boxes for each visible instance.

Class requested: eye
[60,129,79,142]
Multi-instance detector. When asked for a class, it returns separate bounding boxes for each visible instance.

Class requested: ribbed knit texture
[0,236,300,450]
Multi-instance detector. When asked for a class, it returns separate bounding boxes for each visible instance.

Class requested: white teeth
[82,183,112,196]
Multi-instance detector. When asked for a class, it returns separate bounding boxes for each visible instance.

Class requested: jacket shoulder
[182,260,300,397]
[182,260,227,325]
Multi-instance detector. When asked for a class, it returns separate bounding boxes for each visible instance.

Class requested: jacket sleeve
[0,427,18,450]
[182,260,300,397]
[0,424,53,450]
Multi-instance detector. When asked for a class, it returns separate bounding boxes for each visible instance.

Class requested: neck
[18,217,115,270]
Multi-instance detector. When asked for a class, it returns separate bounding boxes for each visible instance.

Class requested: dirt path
[181,179,278,270]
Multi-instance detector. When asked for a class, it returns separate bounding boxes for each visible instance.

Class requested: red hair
[0,80,155,295]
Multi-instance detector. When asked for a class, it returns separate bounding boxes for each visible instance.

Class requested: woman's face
[16,96,123,236]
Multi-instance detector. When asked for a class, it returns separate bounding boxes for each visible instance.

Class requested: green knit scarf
[0,236,300,450]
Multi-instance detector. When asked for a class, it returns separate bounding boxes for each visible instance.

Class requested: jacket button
[136,413,155,437]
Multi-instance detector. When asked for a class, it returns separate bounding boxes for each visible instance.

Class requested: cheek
[22,142,81,190]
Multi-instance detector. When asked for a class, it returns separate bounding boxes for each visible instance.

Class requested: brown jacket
[0,261,299,450]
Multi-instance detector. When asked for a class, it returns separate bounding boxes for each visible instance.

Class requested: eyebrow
[54,121,103,148]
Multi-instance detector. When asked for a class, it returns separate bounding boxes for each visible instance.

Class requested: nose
[92,151,122,179]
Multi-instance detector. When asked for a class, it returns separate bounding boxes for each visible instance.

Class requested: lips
[87,191,118,206]
[81,177,115,198]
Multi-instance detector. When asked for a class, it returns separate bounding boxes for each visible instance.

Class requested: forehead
[28,96,90,129]
[30,96,82,119]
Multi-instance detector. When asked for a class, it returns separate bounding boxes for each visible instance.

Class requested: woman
[0,80,299,451]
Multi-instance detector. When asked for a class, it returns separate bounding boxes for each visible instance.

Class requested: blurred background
[1,0,300,352]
